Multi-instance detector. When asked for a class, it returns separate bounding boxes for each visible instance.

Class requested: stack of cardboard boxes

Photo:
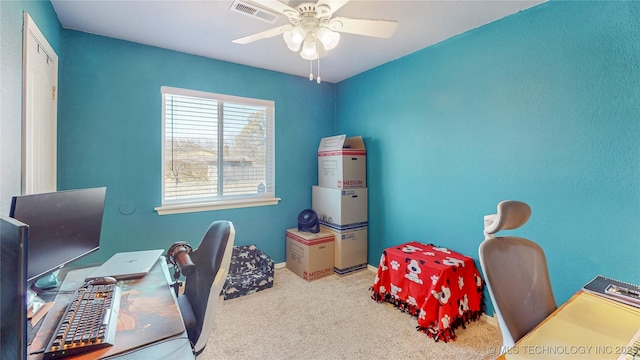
[286,134,368,281]
[314,135,368,275]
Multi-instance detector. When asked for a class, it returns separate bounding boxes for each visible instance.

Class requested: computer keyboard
[619,328,640,360]
[43,284,121,359]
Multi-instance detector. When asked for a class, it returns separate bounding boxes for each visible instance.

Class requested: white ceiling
[50,0,545,83]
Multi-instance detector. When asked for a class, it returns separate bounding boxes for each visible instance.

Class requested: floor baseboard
[275,262,377,272]
[482,313,498,327]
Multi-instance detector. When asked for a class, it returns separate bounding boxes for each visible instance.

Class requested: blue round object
[297,209,319,233]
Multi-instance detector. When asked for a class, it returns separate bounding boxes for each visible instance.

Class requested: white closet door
[22,13,58,194]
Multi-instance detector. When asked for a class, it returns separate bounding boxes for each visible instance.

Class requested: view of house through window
[159,86,275,211]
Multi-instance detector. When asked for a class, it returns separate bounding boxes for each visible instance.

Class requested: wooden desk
[28,258,195,360]
[496,291,640,360]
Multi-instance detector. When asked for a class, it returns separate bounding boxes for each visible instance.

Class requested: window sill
[155,197,281,215]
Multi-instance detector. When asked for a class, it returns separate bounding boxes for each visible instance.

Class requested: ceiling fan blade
[328,17,399,39]
[315,0,350,18]
[232,24,293,45]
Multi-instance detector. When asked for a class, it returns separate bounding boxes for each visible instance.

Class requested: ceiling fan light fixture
[300,38,319,60]
[316,26,340,51]
[283,33,300,51]
[283,26,306,51]
[292,26,307,44]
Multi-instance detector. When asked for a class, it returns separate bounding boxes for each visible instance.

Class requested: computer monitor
[9,187,106,285]
[0,216,28,360]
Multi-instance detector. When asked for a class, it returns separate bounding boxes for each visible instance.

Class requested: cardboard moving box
[321,225,368,275]
[286,228,334,281]
[318,135,366,189]
[312,186,368,228]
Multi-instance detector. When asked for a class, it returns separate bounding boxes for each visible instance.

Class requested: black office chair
[479,200,556,348]
[177,220,235,359]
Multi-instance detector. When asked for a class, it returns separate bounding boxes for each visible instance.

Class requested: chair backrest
[479,201,556,348]
[483,200,532,238]
[182,220,235,358]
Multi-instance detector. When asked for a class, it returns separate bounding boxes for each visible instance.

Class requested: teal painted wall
[57,31,336,265]
[335,0,640,313]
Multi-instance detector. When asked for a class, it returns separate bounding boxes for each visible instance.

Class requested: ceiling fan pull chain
[309,60,314,81]
[316,55,321,84]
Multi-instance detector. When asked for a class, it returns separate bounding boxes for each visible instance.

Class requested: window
[155,86,279,215]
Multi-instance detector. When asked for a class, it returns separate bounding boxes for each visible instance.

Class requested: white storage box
[321,225,368,275]
[318,135,366,189]
[312,186,368,228]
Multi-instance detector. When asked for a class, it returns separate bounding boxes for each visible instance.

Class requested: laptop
[85,249,164,281]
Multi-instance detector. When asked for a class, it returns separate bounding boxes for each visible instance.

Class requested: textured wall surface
[336,1,639,311]
[57,31,336,264]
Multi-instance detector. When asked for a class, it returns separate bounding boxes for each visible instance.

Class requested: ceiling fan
[232,0,399,81]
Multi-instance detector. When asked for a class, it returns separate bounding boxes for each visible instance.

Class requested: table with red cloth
[370,241,485,342]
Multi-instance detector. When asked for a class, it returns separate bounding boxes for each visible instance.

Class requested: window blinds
[161,86,275,205]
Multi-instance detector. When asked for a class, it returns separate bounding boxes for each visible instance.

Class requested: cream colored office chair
[178,220,235,359]
[479,201,556,348]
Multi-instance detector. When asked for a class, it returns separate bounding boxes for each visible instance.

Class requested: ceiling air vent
[230,0,280,23]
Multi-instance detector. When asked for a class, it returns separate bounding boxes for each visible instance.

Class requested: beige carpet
[203,267,502,360]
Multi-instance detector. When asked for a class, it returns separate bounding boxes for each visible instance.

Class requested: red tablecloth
[370,241,484,342]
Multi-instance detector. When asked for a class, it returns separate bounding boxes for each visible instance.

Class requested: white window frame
[155,86,279,215]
